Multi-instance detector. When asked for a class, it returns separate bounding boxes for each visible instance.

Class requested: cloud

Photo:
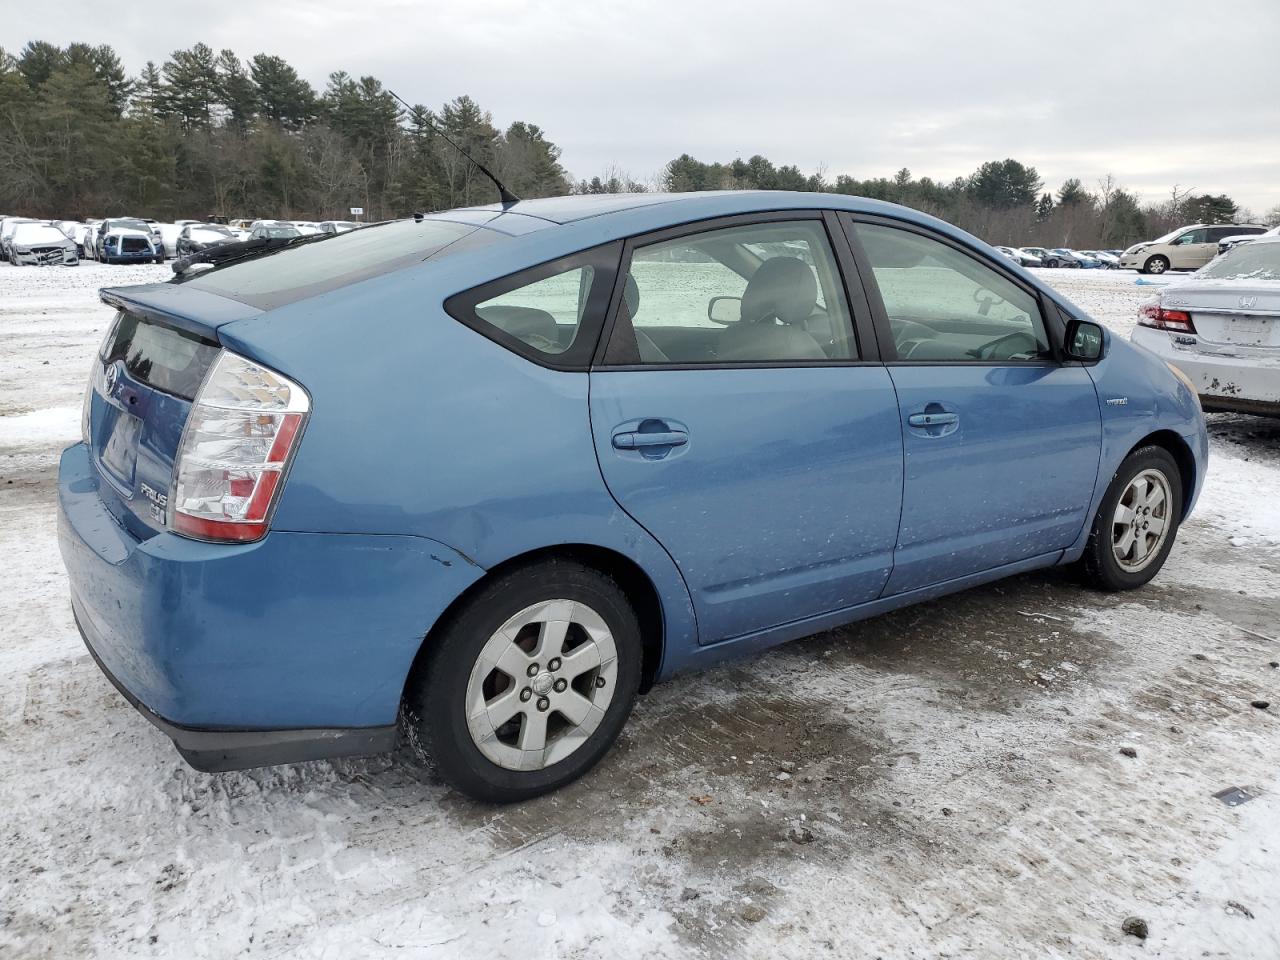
[6,0,1279,211]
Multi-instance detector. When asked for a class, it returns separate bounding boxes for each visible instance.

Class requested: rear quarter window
[445,243,622,370]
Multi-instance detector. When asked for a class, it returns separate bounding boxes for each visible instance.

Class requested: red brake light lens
[171,351,309,543]
[1138,303,1196,333]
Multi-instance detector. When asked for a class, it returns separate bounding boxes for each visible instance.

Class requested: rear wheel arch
[1129,429,1196,518]
[403,544,666,707]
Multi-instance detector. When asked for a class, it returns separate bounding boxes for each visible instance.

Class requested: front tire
[1080,446,1182,591]
[1143,255,1169,275]
[407,559,643,802]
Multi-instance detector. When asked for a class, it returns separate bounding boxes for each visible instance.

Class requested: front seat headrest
[740,257,817,326]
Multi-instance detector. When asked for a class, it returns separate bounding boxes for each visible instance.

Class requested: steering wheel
[972,286,1005,317]
[967,330,1039,361]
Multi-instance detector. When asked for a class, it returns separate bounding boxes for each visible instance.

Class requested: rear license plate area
[100,411,141,487]
[1220,316,1267,344]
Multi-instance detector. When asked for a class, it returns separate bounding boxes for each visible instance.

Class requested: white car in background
[78,221,102,259]
[318,220,359,234]
[992,245,1043,267]
[7,221,79,265]
[0,216,40,258]
[156,220,203,259]
[1081,250,1120,269]
[1131,237,1280,416]
[1218,224,1280,256]
[292,221,322,236]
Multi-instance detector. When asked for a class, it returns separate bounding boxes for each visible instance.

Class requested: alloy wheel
[464,599,618,771]
[1112,469,1172,572]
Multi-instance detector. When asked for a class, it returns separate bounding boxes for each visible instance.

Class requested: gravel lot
[1,262,1277,959]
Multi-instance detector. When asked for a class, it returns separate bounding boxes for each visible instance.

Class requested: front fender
[1063,333,1207,559]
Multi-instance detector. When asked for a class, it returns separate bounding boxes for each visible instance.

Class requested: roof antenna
[388,90,520,206]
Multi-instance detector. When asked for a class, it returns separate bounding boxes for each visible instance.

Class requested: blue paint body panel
[56,190,1208,762]
[884,364,1101,593]
[589,367,904,642]
[59,443,482,729]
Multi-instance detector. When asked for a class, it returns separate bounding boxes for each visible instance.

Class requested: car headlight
[1165,361,1201,411]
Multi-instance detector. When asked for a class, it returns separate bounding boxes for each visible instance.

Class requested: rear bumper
[1132,326,1280,414]
[57,442,484,769]
[74,605,396,771]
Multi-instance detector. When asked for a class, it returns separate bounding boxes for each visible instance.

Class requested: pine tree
[160,43,220,130]
[251,54,315,129]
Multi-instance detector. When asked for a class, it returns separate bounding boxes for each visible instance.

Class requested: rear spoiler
[100,284,264,340]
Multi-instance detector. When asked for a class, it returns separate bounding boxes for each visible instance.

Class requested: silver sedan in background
[1132,237,1280,416]
[7,222,79,265]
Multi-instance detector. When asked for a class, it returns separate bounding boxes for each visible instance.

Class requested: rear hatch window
[179,217,506,310]
[87,311,221,539]
[101,311,218,400]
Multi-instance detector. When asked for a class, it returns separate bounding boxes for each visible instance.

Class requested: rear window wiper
[171,232,335,278]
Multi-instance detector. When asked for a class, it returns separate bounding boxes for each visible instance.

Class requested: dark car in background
[1022,246,1079,268]
[249,222,302,241]
[176,223,237,257]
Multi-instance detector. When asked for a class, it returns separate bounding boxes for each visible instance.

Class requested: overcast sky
[7,1,1280,214]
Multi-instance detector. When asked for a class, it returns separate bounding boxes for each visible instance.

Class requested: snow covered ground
[1,262,1277,959]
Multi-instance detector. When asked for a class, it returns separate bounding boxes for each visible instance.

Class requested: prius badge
[1105,397,1128,406]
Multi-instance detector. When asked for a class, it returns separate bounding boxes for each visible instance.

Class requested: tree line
[0,41,570,220]
[2,40,1274,246]
[613,155,1272,249]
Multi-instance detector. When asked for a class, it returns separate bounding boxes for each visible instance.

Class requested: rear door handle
[612,430,688,450]
[907,412,958,427]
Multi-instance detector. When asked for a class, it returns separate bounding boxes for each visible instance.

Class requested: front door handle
[613,430,688,450]
[907,412,958,428]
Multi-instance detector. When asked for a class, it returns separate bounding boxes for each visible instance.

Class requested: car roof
[457,190,933,227]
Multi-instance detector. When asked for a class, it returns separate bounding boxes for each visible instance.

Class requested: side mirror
[707,296,742,325]
[1064,318,1105,361]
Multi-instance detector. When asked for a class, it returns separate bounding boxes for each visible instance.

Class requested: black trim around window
[839,212,1070,366]
[444,241,623,371]
[592,209,883,370]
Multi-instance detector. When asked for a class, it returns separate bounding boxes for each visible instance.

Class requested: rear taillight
[171,350,309,543]
[1138,303,1196,334]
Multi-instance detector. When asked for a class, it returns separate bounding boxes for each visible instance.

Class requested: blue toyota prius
[58,191,1208,801]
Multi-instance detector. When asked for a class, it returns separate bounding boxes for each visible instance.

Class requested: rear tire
[1079,446,1182,591]
[406,559,643,802]
[1143,255,1169,275]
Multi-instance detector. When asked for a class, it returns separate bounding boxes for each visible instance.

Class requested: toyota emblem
[104,363,119,394]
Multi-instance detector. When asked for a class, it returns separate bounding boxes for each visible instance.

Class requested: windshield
[14,225,68,244]
[261,226,300,238]
[1197,241,1280,282]
[1150,228,1183,245]
[184,216,508,309]
[109,219,150,233]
